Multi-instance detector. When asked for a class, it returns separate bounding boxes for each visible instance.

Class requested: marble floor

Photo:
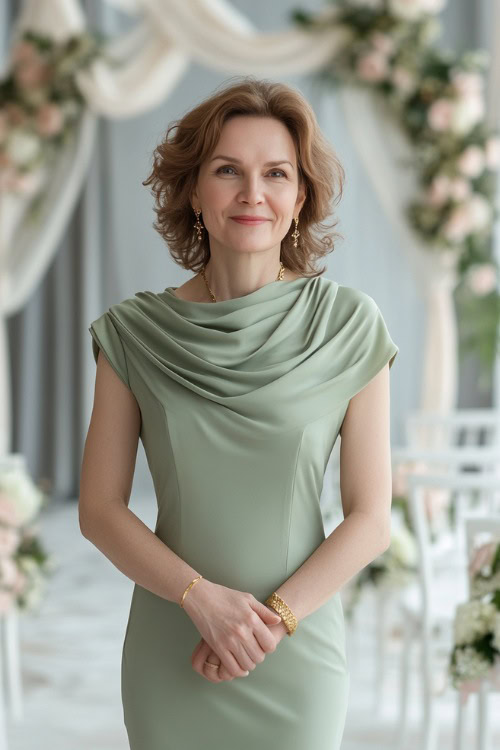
[4,495,500,750]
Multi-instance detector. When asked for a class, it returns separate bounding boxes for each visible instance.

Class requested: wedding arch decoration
[1,0,499,458]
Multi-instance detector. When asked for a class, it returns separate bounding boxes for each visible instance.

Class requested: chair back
[463,515,500,598]
[407,472,500,630]
[405,409,500,451]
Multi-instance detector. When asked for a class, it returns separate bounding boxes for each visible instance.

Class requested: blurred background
[1,0,499,748]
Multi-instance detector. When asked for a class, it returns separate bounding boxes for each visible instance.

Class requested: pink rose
[4,170,41,195]
[460,678,482,706]
[442,204,473,242]
[466,263,497,296]
[485,137,500,169]
[427,98,454,131]
[13,568,27,595]
[451,71,484,97]
[391,66,416,95]
[35,103,64,137]
[0,589,15,614]
[0,526,20,557]
[370,32,395,56]
[449,177,471,201]
[356,51,389,82]
[11,40,39,66]
[14,60,52,90]
[0,557,18,587]
[0,493,21,527]
[5,103,27,128]
[457,145,485,177]
[427,174,452,206]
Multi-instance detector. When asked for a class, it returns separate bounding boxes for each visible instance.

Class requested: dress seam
[284,428,305,574]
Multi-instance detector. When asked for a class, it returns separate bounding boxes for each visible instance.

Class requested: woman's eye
[216,166,287,178]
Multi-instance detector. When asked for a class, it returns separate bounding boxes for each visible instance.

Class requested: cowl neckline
[103,274,398,430]
[160,275,314,318]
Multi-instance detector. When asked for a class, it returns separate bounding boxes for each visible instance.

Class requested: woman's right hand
[182,579,282,678]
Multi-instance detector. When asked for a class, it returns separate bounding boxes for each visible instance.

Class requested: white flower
[387,524,418,567]
[466,263,497,296]
[5,130,41,167]
[347,0,384,9]
[389,0,445,21]
[468,193,492,229]
[0,469,44,525]
[451,95,485,135]
[454,600,496,646]
[452,645,492,684]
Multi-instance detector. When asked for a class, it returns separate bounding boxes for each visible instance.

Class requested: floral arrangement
[449,538,500,702]
[0,30,101,196]
[292,0,500,380]
[0,458,55,613]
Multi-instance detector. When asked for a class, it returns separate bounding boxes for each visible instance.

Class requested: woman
[79,76,398,749]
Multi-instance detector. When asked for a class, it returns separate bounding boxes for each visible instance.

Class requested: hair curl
[142,76,345,278]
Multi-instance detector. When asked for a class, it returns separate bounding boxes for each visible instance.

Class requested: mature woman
[79,76,398,750]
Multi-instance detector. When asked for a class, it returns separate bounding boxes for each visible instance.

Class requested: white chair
[362,446,498,717]
[396,472,500,750]
[453,515,500,750]
[405,409,500,450]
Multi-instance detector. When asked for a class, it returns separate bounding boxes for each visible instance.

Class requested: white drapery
[1,0,498,455]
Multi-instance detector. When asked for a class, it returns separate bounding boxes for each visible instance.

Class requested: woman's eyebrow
[210,155,294,169]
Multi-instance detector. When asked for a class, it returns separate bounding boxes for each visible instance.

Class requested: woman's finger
[192,640,223,683]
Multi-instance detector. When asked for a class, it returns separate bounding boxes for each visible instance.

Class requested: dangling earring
[291,216,300,248]
[193,208,204,241]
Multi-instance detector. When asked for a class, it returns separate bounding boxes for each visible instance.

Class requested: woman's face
[192,115,306,258]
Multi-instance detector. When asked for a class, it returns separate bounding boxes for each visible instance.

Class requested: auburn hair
[142,76,345,278]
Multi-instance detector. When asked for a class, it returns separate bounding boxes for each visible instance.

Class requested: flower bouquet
[449,537,500,703]
[0,455,56,613]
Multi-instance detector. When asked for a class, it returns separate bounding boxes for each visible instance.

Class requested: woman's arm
[80,352,280,681]
[79,351,208,608]
[273,362,393,622]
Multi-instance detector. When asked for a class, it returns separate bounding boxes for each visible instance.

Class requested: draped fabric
[89,275,398,431]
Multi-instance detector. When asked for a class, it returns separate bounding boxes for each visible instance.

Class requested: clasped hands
[191,617,288,683]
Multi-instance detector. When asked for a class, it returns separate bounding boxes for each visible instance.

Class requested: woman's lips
[230,218,269,225]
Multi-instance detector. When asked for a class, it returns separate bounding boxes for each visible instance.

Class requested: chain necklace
[199,261,285,302]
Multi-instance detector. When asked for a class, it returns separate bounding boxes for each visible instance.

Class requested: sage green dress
[88,274,398,750]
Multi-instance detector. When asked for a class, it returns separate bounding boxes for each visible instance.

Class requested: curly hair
[142,76,345,278]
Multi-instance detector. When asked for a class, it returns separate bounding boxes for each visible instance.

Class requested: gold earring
[193,208,204,241]
[291,216,300,248]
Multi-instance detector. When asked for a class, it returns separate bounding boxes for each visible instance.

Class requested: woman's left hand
[192,619,289,683]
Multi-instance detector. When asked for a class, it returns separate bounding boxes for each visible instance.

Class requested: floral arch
[0,0,499,455]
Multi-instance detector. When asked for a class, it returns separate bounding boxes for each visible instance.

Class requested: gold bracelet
[264,592,298,636]
[180,574,203,608]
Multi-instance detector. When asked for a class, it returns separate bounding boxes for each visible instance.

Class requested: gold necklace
[199,261,285,302]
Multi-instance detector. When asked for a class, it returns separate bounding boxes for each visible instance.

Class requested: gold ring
[204,660,220,669]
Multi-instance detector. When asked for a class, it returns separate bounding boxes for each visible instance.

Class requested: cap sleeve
[88,311,130,389]
[335,288,399,403]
